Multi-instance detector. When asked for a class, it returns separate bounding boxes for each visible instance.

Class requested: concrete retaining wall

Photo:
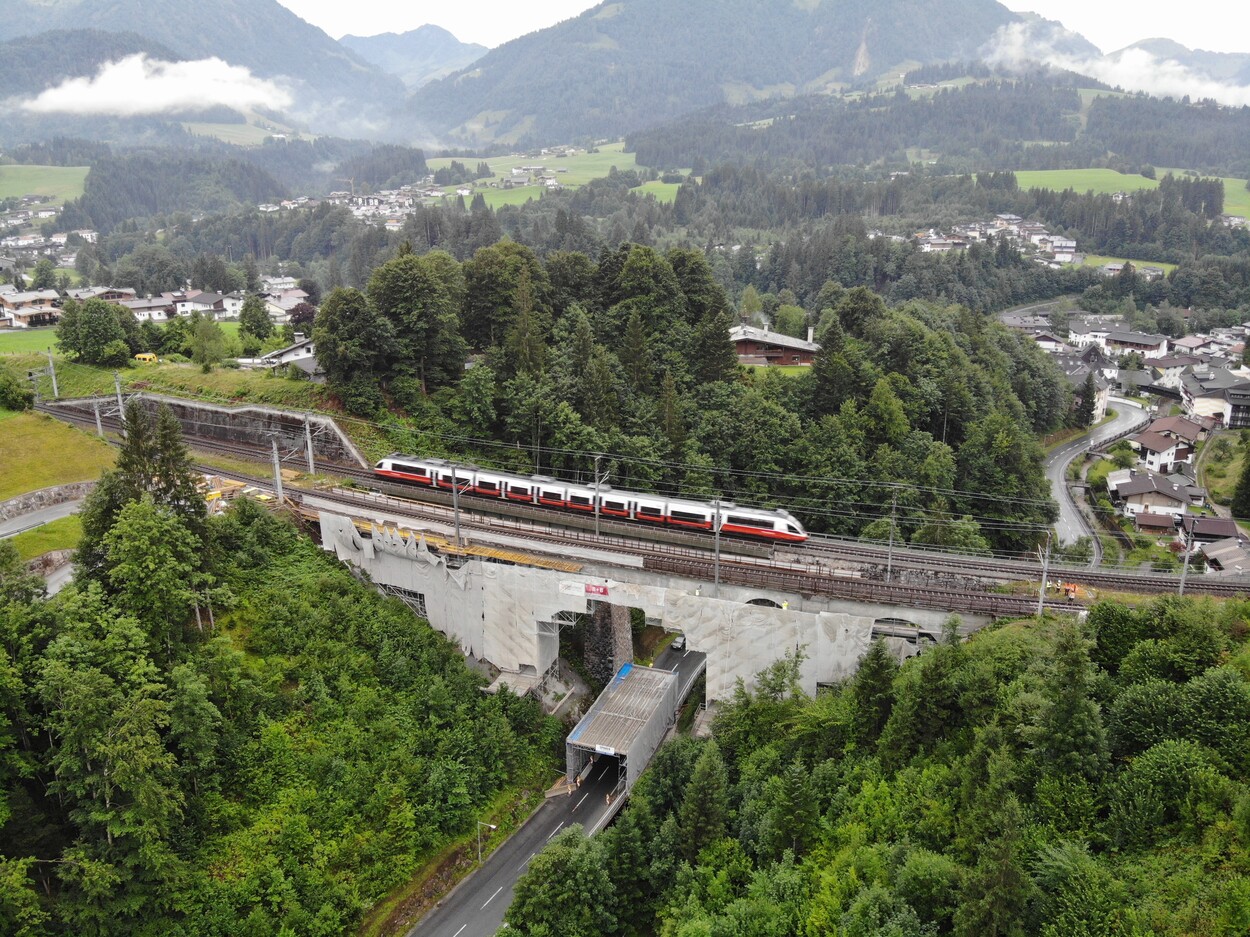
[51,395,367,468]
[319,512,992,700]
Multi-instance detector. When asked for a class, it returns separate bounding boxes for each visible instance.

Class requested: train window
[604,499,627,511]
[394,463,428,476]
[727,514,770,528]
[569,494,592,506]
[787,523,803,534]
[671,509,706,523]
[478,480,498,491]
[638,505,662,516]
[510,485,530,496]
[541,489,562,500]
[439,474,454,484]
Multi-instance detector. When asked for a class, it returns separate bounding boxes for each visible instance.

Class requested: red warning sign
[585,583,609,596]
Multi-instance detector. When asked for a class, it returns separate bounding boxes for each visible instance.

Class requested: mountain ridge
[0,0,405,135]
[404,0,1068,146]
[340,25,487,89]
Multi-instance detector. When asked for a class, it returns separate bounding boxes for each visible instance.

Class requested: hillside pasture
[1016,167,1250,219]
[0,327,59,354]
[0,409,115,501]
[1083,254,1178,275]
[1015,168,1160,197]
[0,165,89,204]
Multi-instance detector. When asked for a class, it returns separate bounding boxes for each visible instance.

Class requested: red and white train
[373,455,809,543]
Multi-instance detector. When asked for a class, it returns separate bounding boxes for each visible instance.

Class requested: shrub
[0,364,35,410]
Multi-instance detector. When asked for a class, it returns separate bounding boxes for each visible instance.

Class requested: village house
[1145,415,1208,446]
[1127,430,1193,474]
[1201,537,1250,574]
[66,286,137,303]
[118,296,175,322]
[1182,515,1242,547]
[1105,330,1169,360]
[1133,512,1178,535]
[1109,472,1195,518]
[728,324,820,366]
[0,289,60,328]
[260,334,324,381]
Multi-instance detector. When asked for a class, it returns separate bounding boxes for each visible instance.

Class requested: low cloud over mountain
[983,21,1250,106]
[19,54,293,116]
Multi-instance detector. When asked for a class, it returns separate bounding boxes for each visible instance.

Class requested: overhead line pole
[113,372,125,436]
[46,348,58,399]
[1037,531,1052,618]
[303,414,316,475]
[93,400,103,437]
[451,463,462,549]
[712,498,721,598]
[270,437,284,504]
[886,492,897,583]
[593,453,602,538]
[1179,529,1194,596]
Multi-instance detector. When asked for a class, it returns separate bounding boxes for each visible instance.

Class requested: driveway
[1044,398,1149,546]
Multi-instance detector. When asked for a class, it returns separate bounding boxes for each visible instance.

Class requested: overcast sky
[275,0,1243,54]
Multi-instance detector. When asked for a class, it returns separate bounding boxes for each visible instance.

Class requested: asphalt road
[1044,398,1148,545]
[411,763,620,937]
[411,646,706,937]
[0,499,82,539]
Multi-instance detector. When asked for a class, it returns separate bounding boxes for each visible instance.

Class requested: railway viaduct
[319,512,985,700]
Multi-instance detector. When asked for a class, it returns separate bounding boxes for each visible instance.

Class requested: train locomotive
[373,455,809,543]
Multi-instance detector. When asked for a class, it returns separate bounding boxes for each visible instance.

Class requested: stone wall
[0,482,95,522]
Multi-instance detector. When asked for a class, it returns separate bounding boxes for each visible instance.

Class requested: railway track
[799,534,1250,598]
[36,400,1250,606]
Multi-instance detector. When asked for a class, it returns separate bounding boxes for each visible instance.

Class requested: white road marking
[453,926,467,937]
[596,765,610,781]
[547,821,564,840]
[574,791,589,811]
[481,886,503,909]
[517,851,535,871]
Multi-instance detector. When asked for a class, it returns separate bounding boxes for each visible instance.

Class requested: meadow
[0,165,89,204]
[1014,168,1160,197]
[0,327,59,354]
[425,142,684,205]
[0,408,115,501]
[1083,254,1178,275]
[1016,167,1250,219]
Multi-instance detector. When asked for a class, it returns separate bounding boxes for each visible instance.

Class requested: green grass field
[0,165,89,205]
[182,122,279,146]
[0,327,59,355]
[1083,254,1178,275]
[9,514,82,562]
[425,142,687,205]
[1016,167,1250,219]
[1015,168,1160,197]
[478,188,544,209]
[0,409,115,501]
[634,181,680,204]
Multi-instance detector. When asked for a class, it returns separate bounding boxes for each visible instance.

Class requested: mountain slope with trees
[406,0,1040,144]
[0,0,404,133]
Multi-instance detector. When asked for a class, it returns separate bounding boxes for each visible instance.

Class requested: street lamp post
[477,821,497,864]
